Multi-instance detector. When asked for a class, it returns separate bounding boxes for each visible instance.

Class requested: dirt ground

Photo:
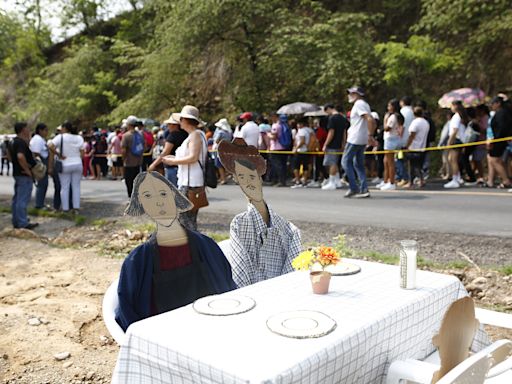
[0,205,511,383]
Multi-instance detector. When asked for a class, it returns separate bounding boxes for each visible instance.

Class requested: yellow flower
[292,250,314,271]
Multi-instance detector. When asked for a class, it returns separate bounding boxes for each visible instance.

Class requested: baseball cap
[125,115,138,126]
[346,86,365,96]
[240,112,253,120]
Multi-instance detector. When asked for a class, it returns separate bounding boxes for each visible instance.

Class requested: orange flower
[316,246,341,266]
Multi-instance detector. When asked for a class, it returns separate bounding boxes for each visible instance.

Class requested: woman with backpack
[161,105,207,231]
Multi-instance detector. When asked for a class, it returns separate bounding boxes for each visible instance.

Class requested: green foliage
[1,0,511,133]
[375,35,462,99]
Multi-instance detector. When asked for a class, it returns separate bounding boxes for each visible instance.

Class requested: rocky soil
[0,203,511,383]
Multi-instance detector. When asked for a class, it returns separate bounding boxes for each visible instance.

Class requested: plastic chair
[101,277,126,345]
[386,340,509,384]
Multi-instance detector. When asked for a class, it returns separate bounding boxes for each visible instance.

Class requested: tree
[375,35,462,101]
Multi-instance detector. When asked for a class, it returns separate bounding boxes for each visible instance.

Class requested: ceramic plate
[324,262,361,276]
[193,294,256,316]
[266,310,337,339]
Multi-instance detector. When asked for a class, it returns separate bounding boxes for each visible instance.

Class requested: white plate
[266,310,337,339]
[193,294,256,316]
[324,262,361,276]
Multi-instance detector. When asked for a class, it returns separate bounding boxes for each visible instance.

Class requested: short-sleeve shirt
[449,113,466,141]
[9,137,36,176]
[165,128,188,156]
[121,131,144,167]
[29,134,48,159]
[348,99,372,145]
[408,117,430,150]
[51,133,84,167]
[326,114,349,149]
[269,123,284,151]
[295,127,311,152]
[235,121,259,148]
[384,113,400,140]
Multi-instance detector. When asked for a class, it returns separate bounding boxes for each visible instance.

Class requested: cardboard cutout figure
[115,171,236,331]
[218,139,302,288]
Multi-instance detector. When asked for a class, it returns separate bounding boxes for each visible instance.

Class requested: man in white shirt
[341,86,376,198]
[234,112,260,148]
[29,123,49,209]
[397,96,414,185]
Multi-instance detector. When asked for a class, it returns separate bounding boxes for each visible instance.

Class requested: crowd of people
[2,88,512,229]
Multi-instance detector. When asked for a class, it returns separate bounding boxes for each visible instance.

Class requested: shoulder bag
[186,132,209,211]
[54,135,64,173]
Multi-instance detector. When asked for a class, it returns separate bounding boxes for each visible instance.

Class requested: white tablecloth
[112,259,488,384]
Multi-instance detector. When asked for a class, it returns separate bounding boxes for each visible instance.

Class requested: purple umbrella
[438,88,486,108]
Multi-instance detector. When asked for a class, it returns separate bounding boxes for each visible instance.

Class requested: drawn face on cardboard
[139,174,178,226]
[234,160,263,203]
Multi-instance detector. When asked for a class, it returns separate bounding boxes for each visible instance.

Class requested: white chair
[386,298,512,384]
[102,278,126,345]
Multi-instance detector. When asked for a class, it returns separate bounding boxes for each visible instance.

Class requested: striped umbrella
[438,88,486,108]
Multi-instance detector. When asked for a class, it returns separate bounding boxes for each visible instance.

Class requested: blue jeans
[395,158,409,182]
[35,157,49,208]
[12,176,33,228]
[165,166,178,187]
[341,143,367,193]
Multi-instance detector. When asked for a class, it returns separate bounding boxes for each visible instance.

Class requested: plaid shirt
[228,203,302,287]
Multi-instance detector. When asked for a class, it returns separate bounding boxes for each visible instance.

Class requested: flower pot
[310,271,331,294]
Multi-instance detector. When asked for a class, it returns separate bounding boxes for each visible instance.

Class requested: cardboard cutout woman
[218,139,302,288]
[115,171,236,331]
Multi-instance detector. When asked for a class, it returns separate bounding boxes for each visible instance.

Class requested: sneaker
[371,177,382,184]
[290,183,303,189]
[335,181,343,189]
[376,181,386,189]
[508,188,512,193]
[464,181,478,187]
[444,179,460,189]
[24,223,39,230]
[322,182,336,190]
[321,179,330,187]
[355,191,370,198]
[307,180,320,188]
[344,190,357,198]
[380,183,396,191]
[397,179,408,187]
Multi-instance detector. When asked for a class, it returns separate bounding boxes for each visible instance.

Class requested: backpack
[278,120,292,149]
[130,131,144,156]
[307,130,320,152]
[198,133,217,188]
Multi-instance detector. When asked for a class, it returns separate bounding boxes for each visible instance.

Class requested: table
[112,259,489,384]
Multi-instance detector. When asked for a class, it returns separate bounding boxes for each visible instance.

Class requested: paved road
[0,176,511,237]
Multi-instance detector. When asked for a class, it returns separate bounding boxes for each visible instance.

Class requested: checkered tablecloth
[112,259,489,384]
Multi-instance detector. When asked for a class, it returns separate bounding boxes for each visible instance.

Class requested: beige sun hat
[163,113,180,125]
[178,105,200,122]
[215,118,231,131]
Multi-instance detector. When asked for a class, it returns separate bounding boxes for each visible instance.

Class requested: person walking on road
[341,86,376,198]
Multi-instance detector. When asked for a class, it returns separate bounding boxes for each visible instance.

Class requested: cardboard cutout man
[115,171,236,331]
[218,139,302,287]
